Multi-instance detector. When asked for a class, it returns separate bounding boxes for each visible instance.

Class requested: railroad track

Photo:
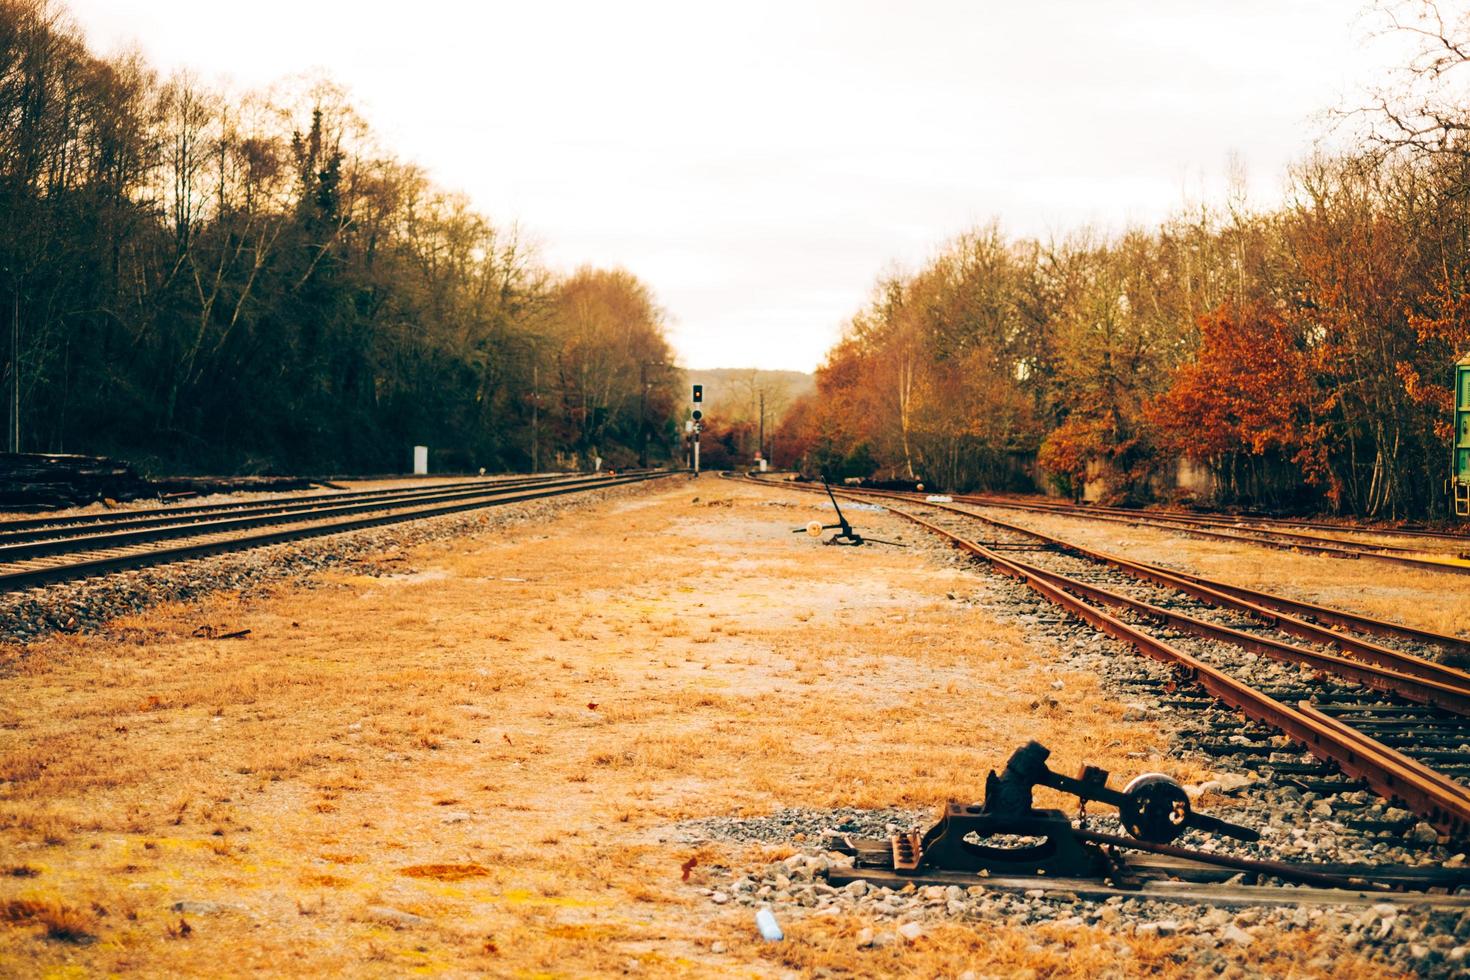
[0,470,675,593]
[0,472,573,541]
[941,491,1470,575]
[961,492,1470,545]
[753,477,1470,838]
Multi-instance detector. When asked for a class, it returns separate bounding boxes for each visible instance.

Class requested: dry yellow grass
[0,481,1396,976]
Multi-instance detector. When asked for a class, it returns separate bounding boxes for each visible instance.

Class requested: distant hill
[684,368,815,421]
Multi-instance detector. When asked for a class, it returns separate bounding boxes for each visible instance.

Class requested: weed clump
[2,897,97,944]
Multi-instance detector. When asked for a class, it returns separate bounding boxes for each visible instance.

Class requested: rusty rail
[959,491,1470,545]
[818,482,1470,667]
[0,471,677,593]
[944,492,1470,577]
[965,532,1470,716]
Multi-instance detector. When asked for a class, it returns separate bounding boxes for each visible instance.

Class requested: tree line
[0,0,680,475]
[777,3,1470,520]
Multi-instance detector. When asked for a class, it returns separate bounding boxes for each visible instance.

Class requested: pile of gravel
[686,841,1470,975]
[676,807,927,845]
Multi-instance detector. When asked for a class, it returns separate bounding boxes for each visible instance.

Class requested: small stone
[843,880,870,897]
[1121,702,1152,721]
[1448,853,1467,868]
[1221,925,1254,946]
[170,900,233,915]
[1050,680,1065,690]
[367,905,427,928]
[710,941,727,954]
[711,892,729,905]
[1210,773,1252,794]
[897,921,924,942]
[1409,823,1439,845]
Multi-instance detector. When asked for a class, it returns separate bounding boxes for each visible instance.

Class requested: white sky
[67,0,1400,372]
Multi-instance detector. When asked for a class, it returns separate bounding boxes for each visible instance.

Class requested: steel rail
[885,504,1470,836]
[961,492,1470,545]
[947,493,1470,574]
[822,483,1470,665]
[834,481,1470,695]
[1068,828,1391,891]
[0,472,588,538]
[0,474,623,563]
[0,471,675,593]
[942,502,1470,668]
[937,525,1470,716]
[954,493,1432,555]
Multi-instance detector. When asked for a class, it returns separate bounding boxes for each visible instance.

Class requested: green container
[1456,358,1470,515]
[1458,359,1470,479]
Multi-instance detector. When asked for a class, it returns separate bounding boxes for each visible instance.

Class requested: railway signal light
[692,409,703,421]
[692,384,703,403]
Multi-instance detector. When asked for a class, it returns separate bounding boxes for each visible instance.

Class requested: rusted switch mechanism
[892,740,1259,879]
[792,480,904,547]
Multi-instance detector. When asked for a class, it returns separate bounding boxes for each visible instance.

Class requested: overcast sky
[67,1,1399,372]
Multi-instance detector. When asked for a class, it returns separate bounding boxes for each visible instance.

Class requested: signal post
[691,384,703,475]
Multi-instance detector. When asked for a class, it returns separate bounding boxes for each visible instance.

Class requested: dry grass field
[0,481,1404,977]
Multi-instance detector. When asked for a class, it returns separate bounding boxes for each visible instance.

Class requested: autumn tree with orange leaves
[1147,303,1326,508]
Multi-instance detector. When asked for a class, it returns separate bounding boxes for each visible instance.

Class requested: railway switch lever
[791,480,905,547]
[885,740,1258,880]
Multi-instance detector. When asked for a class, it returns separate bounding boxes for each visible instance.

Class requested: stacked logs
[0,454,313,510]
[0,453,149,509]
